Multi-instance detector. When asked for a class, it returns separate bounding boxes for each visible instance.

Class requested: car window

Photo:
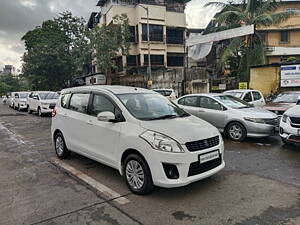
[33,94,39,100]
[90,95,116,116]
[181,96,198,107]
[252,91,262,101]
[243,92,253,102]
[199,96,223,110]
[69,93,89,113]
[61,93,71,109]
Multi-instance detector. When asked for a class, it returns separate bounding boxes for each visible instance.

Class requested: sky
[0,0,221,72]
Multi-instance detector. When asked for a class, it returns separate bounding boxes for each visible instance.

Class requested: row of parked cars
[3,87,299,194]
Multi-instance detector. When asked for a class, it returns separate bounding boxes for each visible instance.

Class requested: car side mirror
[97,111,116,122]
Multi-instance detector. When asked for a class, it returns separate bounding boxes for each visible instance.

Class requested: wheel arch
[120,148,149,176]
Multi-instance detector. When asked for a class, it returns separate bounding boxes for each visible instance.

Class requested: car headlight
[282,114,289,123]
[140,130,184,153]
[244,117,265,124]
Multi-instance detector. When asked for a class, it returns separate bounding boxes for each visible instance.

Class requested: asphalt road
[0,102,299,225]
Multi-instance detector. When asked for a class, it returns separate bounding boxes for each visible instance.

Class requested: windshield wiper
[148,114,178,120]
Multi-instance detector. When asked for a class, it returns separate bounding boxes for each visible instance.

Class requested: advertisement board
[281,65,300,87]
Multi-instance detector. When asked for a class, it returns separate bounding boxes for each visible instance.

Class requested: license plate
[199,150,219,164]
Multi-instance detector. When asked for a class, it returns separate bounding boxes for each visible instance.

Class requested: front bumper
[146,141,225,188]
[279,121,300,144]
[245,121,276,138]
[19,103,27,109]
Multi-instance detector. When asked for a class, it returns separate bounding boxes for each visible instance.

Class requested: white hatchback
[51,86,225,194]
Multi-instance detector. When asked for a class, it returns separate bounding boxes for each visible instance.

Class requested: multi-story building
[257,0,300,63]
[88,0,186,75]
[1,65,18,77]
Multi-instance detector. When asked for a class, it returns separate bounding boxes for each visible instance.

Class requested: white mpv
[51,86,225,194]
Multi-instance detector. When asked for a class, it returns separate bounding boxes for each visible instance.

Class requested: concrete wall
[249,66,280,96]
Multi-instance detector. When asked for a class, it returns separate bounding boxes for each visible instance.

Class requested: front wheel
[226,122,247,142]
[54,132,70,159]
[124,154,154,195]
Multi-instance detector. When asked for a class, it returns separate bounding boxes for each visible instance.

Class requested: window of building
[127,55,138,67]
[69,93,90,113]
[144,55,164,66]
[167,53,184,67]
[129,26,136,42]
[142,24,163,42]
[166,27,184,44]
[280,31,289,43]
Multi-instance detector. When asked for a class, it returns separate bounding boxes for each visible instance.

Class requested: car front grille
[188,156,222,177]
[185,136,220,152]
[290,117,300,124]
[49,103,56,109]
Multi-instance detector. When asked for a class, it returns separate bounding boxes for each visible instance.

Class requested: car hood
[236,107,277,118]
[140,115,220,144]
[264,102,295,112]
[285,105,300,116]
[40,99,57,104]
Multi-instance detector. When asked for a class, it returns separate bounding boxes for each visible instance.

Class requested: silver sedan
[175,94,278,141]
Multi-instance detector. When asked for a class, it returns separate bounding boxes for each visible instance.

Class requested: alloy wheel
[126,160,145,190]
[55,136,64,156]
[229,125,243,140]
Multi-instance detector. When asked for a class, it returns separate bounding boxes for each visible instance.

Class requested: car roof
[62,85,155,95]
[224,89,256,92]
[181,93,228,98]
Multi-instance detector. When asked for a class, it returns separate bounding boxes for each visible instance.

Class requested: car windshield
[153,90,172,97]
[117,93,189,120]
[225,92,243,98]
[19,93,28,98]
[214,95,253,109]
[39,92,59,100]
[272,93,300,103]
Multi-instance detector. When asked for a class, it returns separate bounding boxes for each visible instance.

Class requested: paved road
[0,102,299,225]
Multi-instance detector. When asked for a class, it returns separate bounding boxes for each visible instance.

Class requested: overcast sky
[0,0,221,71]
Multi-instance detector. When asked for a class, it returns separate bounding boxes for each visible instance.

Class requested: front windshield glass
[19,93,29,98]
[214,95,252,109]
[117,93,189,120]
[39,92,59,100]
[273,93,300,103]
[226,92,243,98]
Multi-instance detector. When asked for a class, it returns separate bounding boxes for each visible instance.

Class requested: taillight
[52,107,57,117]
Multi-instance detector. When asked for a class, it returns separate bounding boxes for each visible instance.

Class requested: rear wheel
[226,122,247,142]
[124,154,154,195]
[54,132,70,159]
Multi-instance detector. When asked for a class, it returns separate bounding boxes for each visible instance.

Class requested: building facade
[89,0,186,75]
[257,0,300,63]
[0,65,18,77]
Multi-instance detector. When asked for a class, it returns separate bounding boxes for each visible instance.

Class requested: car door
[197,96,227,129]
[84,93,122,167]
[252,91,265,107]
[177,96,200,115]
[65,92,91,154]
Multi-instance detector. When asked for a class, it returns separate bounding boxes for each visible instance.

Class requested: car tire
[17,104,20,111]
[54,132,70,159]
[124,154,154,195]
[281,137,288,145]
[226,122,247,142]
[38,107,43,117]
[27,105,32,114]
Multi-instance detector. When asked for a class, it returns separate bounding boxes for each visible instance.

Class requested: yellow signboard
[239,82,248,89]
[211,86,219,91]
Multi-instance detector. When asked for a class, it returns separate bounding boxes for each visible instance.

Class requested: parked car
[8,92,16,108]
[264,91,300,117]
[279,97,300,145]
[2,96,7,104]
[27,91,59,116]
[153,89,177,101]
[224,89,266,107]
[175,94,278,141]
[51,86,225,194]
[14,92,30,111]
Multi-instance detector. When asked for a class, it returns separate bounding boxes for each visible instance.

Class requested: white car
[51,85,225,194]
[8,92,16,108]
[27,91,59,116]
[153,89,177,101]
[279,98,300,145]
[224,89,266,107]
[2,96,7,104]
[14,92,30,111]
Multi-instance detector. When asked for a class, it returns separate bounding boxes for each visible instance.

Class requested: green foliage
[22,11,92,91]
[90,14,130,84]
[0,74,29,95]
[205,0,298,81]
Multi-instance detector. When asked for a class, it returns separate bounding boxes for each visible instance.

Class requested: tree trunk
[106,70,112,85]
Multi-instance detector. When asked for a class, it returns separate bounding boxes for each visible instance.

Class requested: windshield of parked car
[214,95,253,109]
[39,92,59,100]
[272,93,300,103]
[117,93,189,120]
[153,90,172,97]
[19,93,28,98]
[225,92,243,98]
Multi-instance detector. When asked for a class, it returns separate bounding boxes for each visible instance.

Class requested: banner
[281,65,300,87]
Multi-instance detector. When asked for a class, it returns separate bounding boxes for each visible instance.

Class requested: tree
[91,14,130,84]
[205,0,297,81]
[22,12,92,91]
[0,74,29,95]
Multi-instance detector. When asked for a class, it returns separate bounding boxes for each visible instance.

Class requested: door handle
[87,120,93,125]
